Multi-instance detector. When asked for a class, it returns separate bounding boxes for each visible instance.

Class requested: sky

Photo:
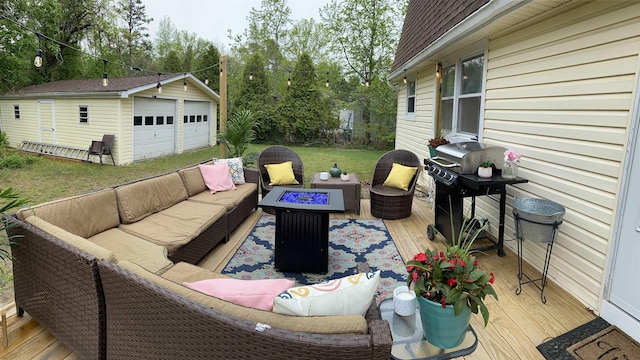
[144,0,332,52]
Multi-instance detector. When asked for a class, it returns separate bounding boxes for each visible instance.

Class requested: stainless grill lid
[434,141,506,174]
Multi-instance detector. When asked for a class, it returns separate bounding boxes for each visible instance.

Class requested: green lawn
[0,144,385,206]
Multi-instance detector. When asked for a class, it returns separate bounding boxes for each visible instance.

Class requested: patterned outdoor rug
[222,215,407,303]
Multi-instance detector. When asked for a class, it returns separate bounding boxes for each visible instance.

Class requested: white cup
[393,285,416,316]
[319,172,329,180]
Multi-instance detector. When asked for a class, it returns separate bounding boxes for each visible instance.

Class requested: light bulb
[249,72,253,81]
[157,82,162,93]
[183,80,187,91]
[34,49,43,68]
[205,76,209,85]
[403,76,407,84]
[102,72,108,87]
[326,79,329,88]
[287,78,291,86]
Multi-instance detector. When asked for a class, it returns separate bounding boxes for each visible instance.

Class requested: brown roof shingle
[7,73,181,95]
[391,0,490,72]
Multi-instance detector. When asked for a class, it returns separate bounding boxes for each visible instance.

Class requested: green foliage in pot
[406,201,498,326]
[218,109,258,158]
[480,161,492,168]
[0,188,29,264]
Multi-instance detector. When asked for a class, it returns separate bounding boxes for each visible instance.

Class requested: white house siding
[0,99,40,147]
[480,1,640,310]
[395,68,437,185]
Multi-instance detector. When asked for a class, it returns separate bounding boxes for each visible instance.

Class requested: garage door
[133,97,176,161]
[183,100,211,151]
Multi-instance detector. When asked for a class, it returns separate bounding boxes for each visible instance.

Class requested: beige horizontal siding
[395,68,436,165]
[481,1,640,311]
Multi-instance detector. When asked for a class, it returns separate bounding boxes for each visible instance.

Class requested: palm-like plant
[1,188,28,263]
[218,109,257,158]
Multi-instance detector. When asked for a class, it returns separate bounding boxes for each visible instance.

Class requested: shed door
[133,97,176,161]
[38,99,55,144]
[183,100,211,151]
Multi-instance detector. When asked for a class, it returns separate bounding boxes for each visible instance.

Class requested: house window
[79,106,89,123]
[440,53,484,137]
[406,80,416,115]
[13,105,20,119]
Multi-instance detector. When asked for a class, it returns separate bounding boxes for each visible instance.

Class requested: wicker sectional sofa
[5,162,393,359]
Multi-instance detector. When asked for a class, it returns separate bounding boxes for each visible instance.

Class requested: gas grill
[424,141,528,256]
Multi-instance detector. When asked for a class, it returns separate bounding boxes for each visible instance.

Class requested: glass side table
[379,299,478,360]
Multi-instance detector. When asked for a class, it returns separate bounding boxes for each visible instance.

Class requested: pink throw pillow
[198,164,236,194]
[183,278,296,311]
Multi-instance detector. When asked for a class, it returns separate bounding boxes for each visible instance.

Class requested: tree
[277,53,331,143]
[115,0,153,69]
[232,0,291,103]
[321,0,404,145]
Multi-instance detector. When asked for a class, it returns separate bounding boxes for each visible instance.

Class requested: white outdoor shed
[0,73,219,165]
[389,0,640,340]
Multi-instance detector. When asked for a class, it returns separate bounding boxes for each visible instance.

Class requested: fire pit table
[258,187,344,273]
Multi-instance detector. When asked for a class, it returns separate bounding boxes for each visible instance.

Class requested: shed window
[13,105,20,119]
[79,106,89,123]
[145,116,154,126]
[190,115,195,123]
[406,80,416,114]
[156,116,164,125]
[197,115,202,122]
[184,115,188,123]
[133,116,142,126]
[167,116,174,125]
[440,53,484,138]
[203,115,208,122]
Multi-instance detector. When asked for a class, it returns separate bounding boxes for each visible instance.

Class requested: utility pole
[219,55,227,158]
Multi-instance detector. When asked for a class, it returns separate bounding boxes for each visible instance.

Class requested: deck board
[1,195,596,359]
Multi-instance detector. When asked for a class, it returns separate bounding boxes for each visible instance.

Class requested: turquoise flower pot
[417,296,471,349]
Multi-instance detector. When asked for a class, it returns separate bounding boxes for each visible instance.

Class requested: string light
[157,73,162,93]
[436,63,442,79]
[205,75,209,85]
[325,72,329,88]
[34,33,43,68]
[102,59,108,87]
[365,72,370,87]
[183,73,187,91]
[249,72,253,81]
[287,72,291,86]
[403,69,407,84]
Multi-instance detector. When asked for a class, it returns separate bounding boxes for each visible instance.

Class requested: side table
[379,299,478,360]
[311,172,361,215]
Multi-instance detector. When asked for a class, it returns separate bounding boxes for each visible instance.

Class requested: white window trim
[405,76,417,120]
[79,105,89,124]
[436,40,488,143]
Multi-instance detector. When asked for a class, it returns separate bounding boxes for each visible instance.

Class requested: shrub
[0,154,37,169]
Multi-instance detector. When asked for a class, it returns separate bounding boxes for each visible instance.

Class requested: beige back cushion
[118,261,368,335]
[25,216,118,263]
[178,166,207,197]
[17,188,120,238]
[116,172,188,224]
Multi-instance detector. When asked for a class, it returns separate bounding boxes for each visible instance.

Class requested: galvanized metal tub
[512,198,565,243]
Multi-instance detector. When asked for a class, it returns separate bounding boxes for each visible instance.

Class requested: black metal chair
[87,134,115,165]
[369,149,421,219]
[257,145,304,198]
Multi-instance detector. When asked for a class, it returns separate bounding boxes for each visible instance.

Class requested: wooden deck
[0,194,595,359]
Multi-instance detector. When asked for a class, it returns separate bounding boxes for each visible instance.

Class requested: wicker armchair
[370,149,421,220]
[257,145,304,197]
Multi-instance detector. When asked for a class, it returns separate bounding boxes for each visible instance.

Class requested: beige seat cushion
[125,261,368,334]
[89,228,173,274]
[116,173,189,224]
[118,201,226,252]
[188,183,257,210]
[17,189,120,238]
[25,216,117,263]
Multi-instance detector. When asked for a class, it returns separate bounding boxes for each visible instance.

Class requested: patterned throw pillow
[213,157,246,184]
[272,270,380,316]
